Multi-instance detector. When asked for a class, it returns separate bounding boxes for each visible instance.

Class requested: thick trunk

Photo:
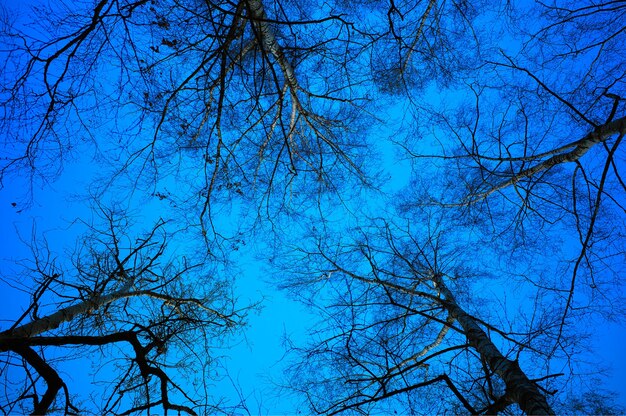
[1,278,134,339]
[430,273,554,415]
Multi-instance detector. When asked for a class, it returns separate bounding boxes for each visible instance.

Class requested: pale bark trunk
[246,0,299,93]
[430,273,554,415]
[469,115,626,204]
[401,0,436,73]
[1,278,134,339]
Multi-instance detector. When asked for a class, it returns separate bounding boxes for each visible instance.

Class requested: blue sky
[1,0,625,414]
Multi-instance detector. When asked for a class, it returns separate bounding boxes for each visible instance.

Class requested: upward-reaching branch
[0,212,245,415]
[462,115,626,205]
[246,0,299,95]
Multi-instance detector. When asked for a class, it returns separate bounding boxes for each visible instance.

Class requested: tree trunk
[246,0,299,92]
[1,278,134,339]
[430,273,554,415]
[469,115,626,203]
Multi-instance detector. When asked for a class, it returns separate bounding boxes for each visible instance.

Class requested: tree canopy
[1,0,624,414]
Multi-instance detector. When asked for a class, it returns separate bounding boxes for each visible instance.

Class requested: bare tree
[0,208,247,414]
[396,1,626,354]
[280,219,568,415]
[0,0,489,237]
[0,0,378,235]
[2,0,624,414]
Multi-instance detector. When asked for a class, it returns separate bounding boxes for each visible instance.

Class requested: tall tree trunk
[246,0,299,93]
[430,273,554,415]
[1,278,134,339]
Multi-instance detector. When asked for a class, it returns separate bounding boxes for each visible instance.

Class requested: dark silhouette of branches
[1,1,624,414]
[282,221,558,414]
[0,208,247,414]
[0,0,373,234]
[0,0,488,236]
[398,12,626,348]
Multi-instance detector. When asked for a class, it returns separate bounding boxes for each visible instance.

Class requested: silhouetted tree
[1,1,623,415]
[0,0,485,235]
[398,0,626,356]
[0,208,247,414]
[281,219,568,414]
[0,0,378,237]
